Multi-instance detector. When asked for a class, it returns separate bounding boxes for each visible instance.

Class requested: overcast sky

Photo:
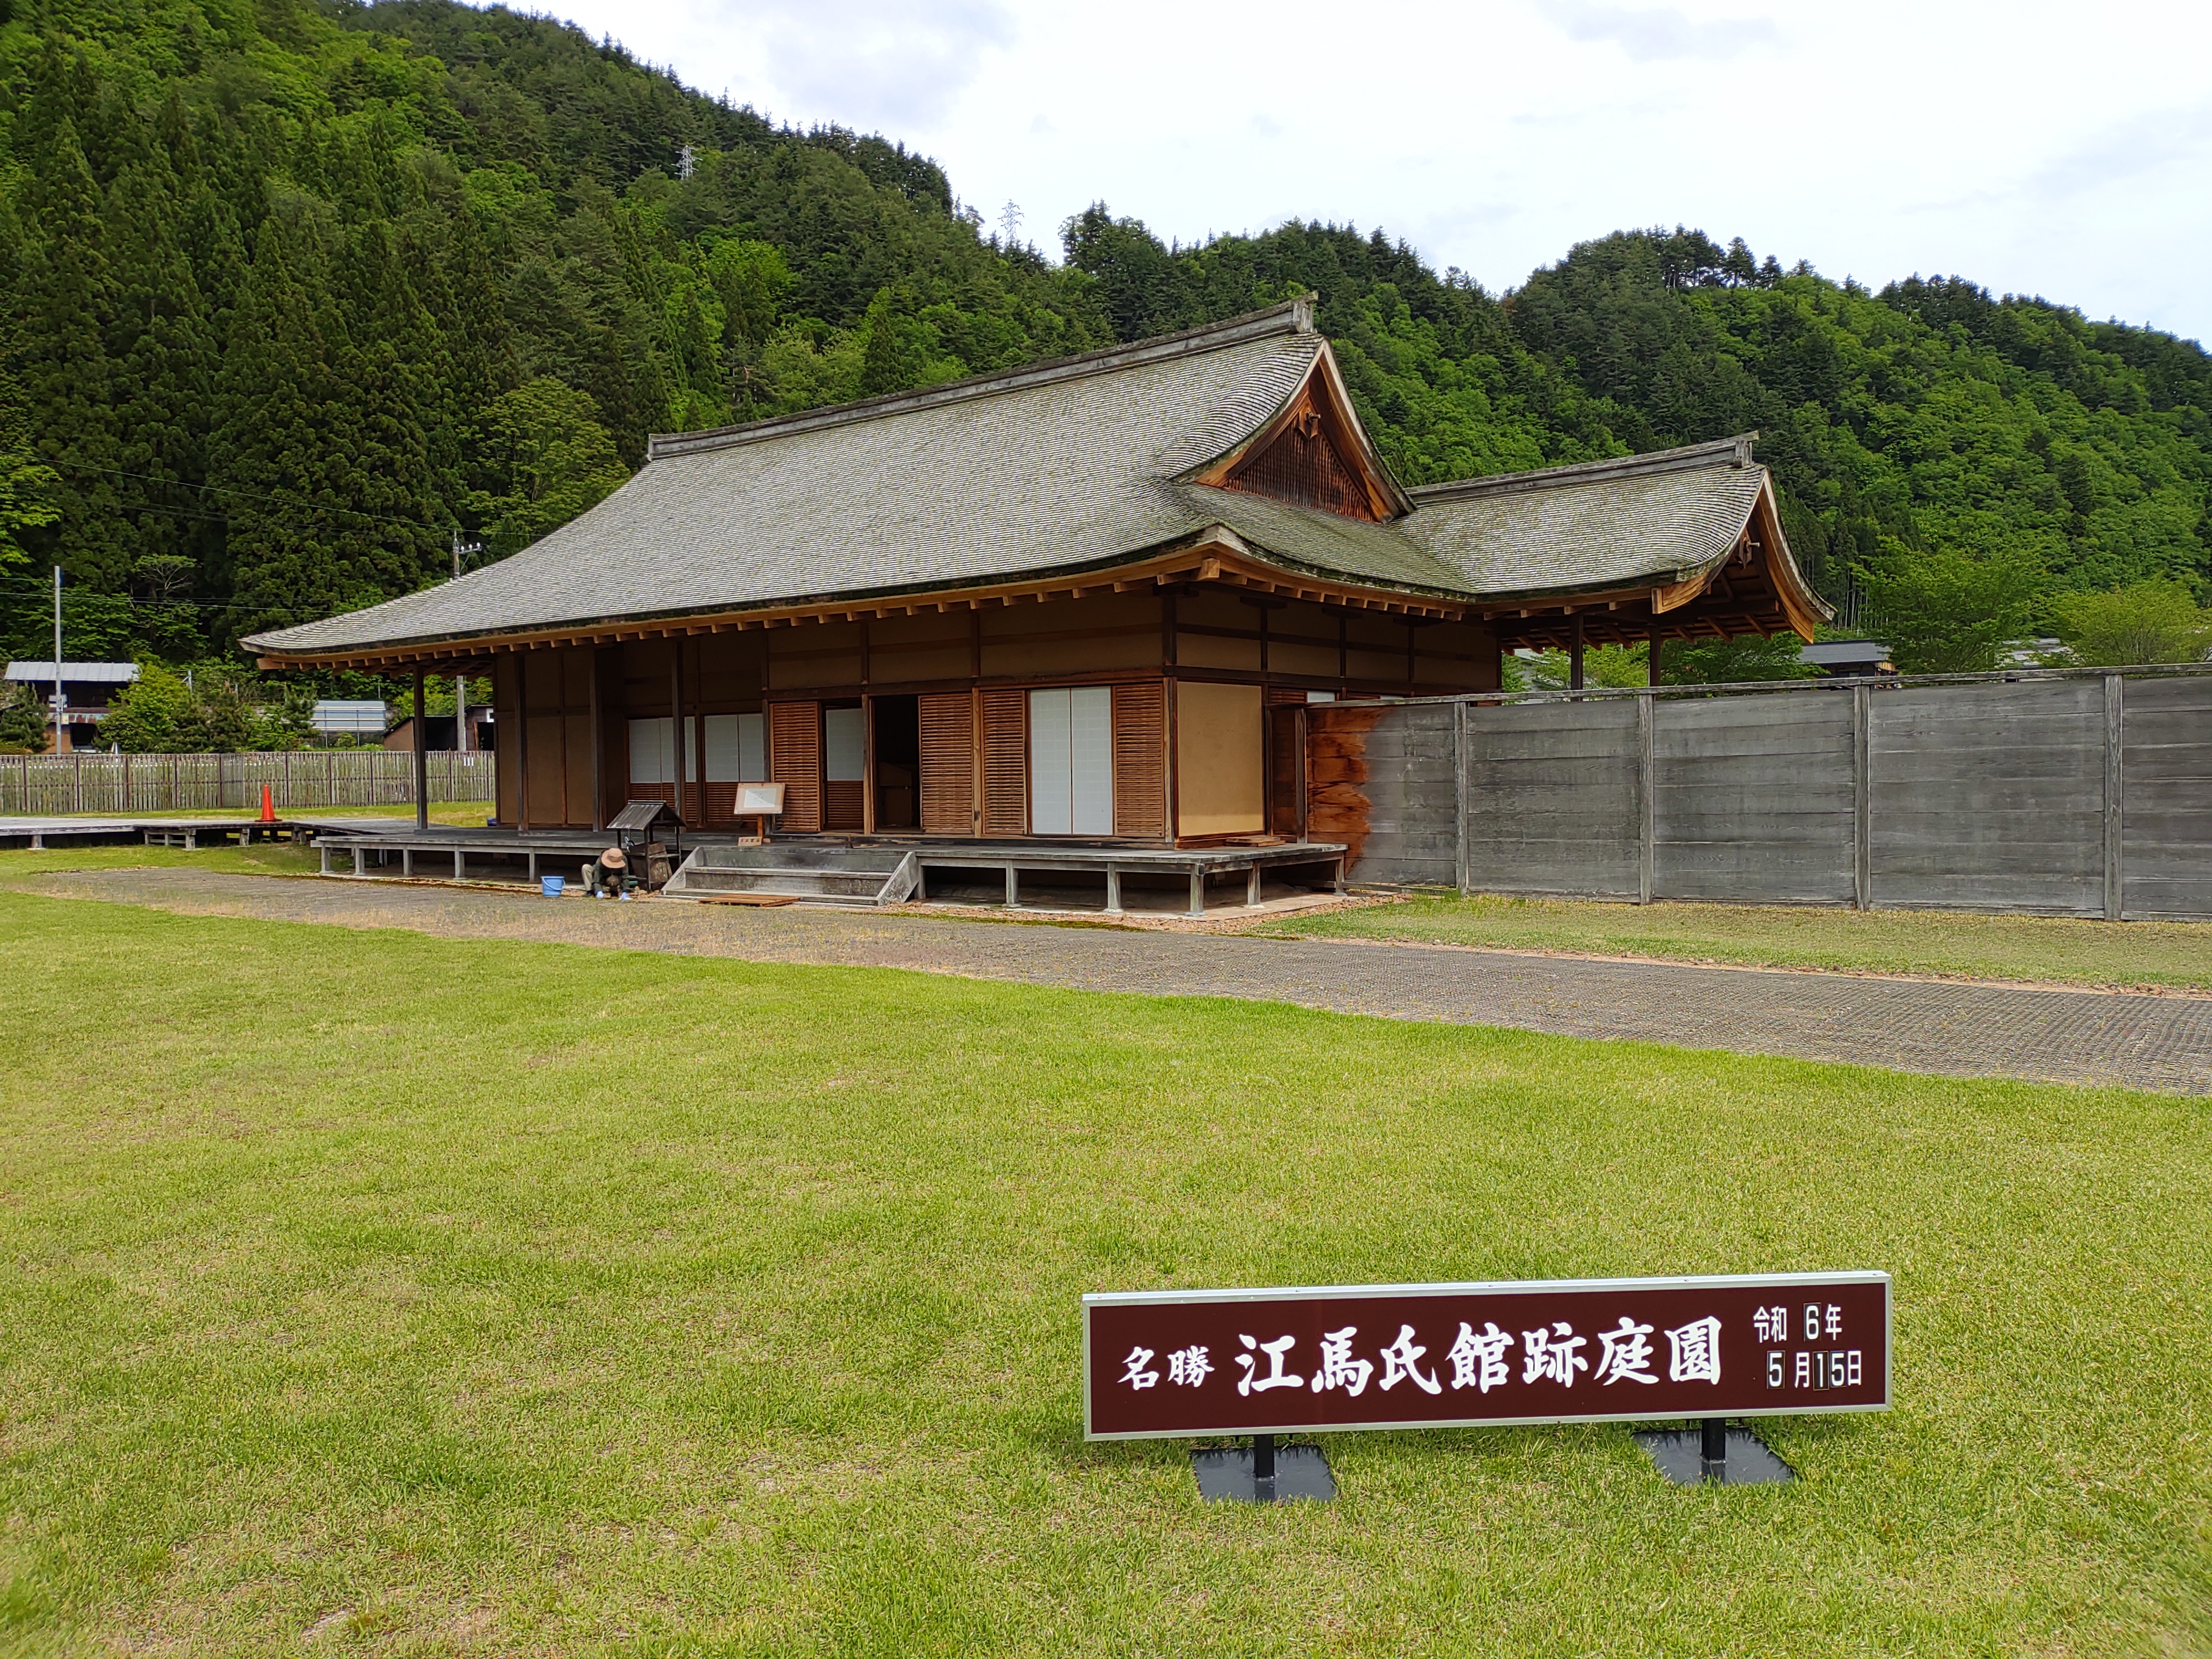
[528,0,2212,345]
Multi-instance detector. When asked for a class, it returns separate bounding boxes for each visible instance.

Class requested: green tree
[466,377,630,551]
[1857,545,2045,674]
[2050,580,2212,666]
[0,681,51,752]
[97,662,197,752]
[0,367,60,571]
[1664,633,1818,685]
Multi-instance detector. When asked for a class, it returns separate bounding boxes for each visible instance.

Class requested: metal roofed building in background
[7,661,140,685]
[311,700,389,734]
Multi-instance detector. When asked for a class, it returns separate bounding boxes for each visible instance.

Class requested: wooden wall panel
[1462,700,1640,896]
[770,701,822,832]
[492,656,519,824]
[524,716,565,826]
[1177,633,1262,671]
[768,622,864,690]
[1652,695,1853,903]
[2123,675,2212,917]
[1869,680,2103,914]
[1175,680,1265,836]
[563,711,594,828]
[980,688,1027,836]
[1110,681,1165,839]
[919,692,975,834]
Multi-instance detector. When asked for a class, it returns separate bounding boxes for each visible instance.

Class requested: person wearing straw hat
[591,844,629,898]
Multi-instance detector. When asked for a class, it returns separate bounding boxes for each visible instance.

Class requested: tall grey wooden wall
[1310,671,2212,919]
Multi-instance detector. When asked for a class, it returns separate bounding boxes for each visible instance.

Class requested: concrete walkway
[15,869,2211,1094]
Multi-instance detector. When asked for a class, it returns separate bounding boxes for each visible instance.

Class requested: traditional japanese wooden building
[247,298,1825,847]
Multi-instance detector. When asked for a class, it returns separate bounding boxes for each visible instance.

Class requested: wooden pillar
[1569,614,1585,691]
[691,640,707,826]
[412,669,429,831]
[589,648,604,832]
[861,694,877,834]
[1648,615,1664,687]
[670,646,687,825]
[515,656,531,831]
[2103,673,2124,920]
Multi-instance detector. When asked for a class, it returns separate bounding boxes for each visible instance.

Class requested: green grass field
[1,891,2206,1655]
[1277,891,2212,993]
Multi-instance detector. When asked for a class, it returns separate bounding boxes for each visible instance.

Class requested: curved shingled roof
[1400,436,1774,598]
[245,302,1822,661]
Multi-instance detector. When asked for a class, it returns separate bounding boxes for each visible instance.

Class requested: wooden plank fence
[1311,665,2212,921]
[0,750,496,816]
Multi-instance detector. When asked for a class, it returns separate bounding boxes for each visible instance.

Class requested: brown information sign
[1084,1272,1890,1439]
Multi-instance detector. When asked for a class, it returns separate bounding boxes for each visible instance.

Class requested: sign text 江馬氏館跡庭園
[1083,1272,1889,1439]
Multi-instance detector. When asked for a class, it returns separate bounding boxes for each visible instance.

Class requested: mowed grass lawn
[1278,891,2212,993]
[1,893,2206,1656]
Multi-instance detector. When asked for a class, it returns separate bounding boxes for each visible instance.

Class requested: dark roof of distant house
[244,302,1822,661]
[5,660,139,684]
[1801,640,1895,669]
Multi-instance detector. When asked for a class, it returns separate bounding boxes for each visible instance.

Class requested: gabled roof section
[1180,336,1412,522]
[247,300,1357,660]
[1399,434,1830,637]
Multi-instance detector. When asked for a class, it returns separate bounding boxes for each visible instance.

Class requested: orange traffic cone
[259,783,276,822]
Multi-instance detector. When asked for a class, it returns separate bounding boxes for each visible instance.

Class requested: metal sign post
[1084,1271,1890,1500]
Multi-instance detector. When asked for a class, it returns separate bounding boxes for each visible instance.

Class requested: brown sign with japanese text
[1083,1272,1889,1439]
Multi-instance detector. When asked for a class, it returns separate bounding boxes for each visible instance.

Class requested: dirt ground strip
[17,868,2212,1094]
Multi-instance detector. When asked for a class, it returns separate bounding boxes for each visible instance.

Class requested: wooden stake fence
[0,750,495,816]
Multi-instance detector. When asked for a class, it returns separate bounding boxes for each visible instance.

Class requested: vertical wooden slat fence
[1312,666,2212,921]
[0,751,495,815]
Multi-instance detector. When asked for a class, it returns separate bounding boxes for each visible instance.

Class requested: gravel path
[18,869,2212,1094]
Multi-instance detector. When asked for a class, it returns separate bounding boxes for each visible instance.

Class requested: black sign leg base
[1192,1434,1336,1503]
[1634,1418,1795,1486]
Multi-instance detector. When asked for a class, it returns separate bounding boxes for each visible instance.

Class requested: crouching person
[591,844,630,898]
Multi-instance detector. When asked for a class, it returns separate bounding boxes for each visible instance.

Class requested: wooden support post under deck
[1004,865,1019,909]
[320,844,331,875]
[454,848,465,880]
[352,847,364,876]
[1187,870,1206,919]
[670,652,687,826]
[413,670,429,832]
[1104,864,1121,915]
[1245,862,1262,907]
[402,847,413,878]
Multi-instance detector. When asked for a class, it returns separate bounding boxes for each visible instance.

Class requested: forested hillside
[2,0,2208,707]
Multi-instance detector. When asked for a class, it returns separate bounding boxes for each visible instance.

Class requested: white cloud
[514,0,2212,343]
[1547,2,1778,61]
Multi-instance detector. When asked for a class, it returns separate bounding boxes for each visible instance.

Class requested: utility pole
[450,530,481,753]
[51,566,65,755]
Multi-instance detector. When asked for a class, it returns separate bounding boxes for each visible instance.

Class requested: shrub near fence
[0,750,497,816]
[1310,665,2212,921]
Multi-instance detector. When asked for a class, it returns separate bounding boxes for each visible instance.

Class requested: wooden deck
[0,816,307,850]
[307,826,1348,916]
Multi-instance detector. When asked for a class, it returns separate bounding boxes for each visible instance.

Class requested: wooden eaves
[1472,473,1827,650]
[251,526,1470,676]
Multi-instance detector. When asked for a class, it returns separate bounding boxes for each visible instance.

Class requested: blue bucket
[540,874,565,898]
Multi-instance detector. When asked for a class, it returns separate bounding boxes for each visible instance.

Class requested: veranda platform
[0,816,307,850]
[312,826,1348,916]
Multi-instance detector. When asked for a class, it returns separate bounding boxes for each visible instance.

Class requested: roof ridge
[1407,433,1759,504]
[647,296,1319,462]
